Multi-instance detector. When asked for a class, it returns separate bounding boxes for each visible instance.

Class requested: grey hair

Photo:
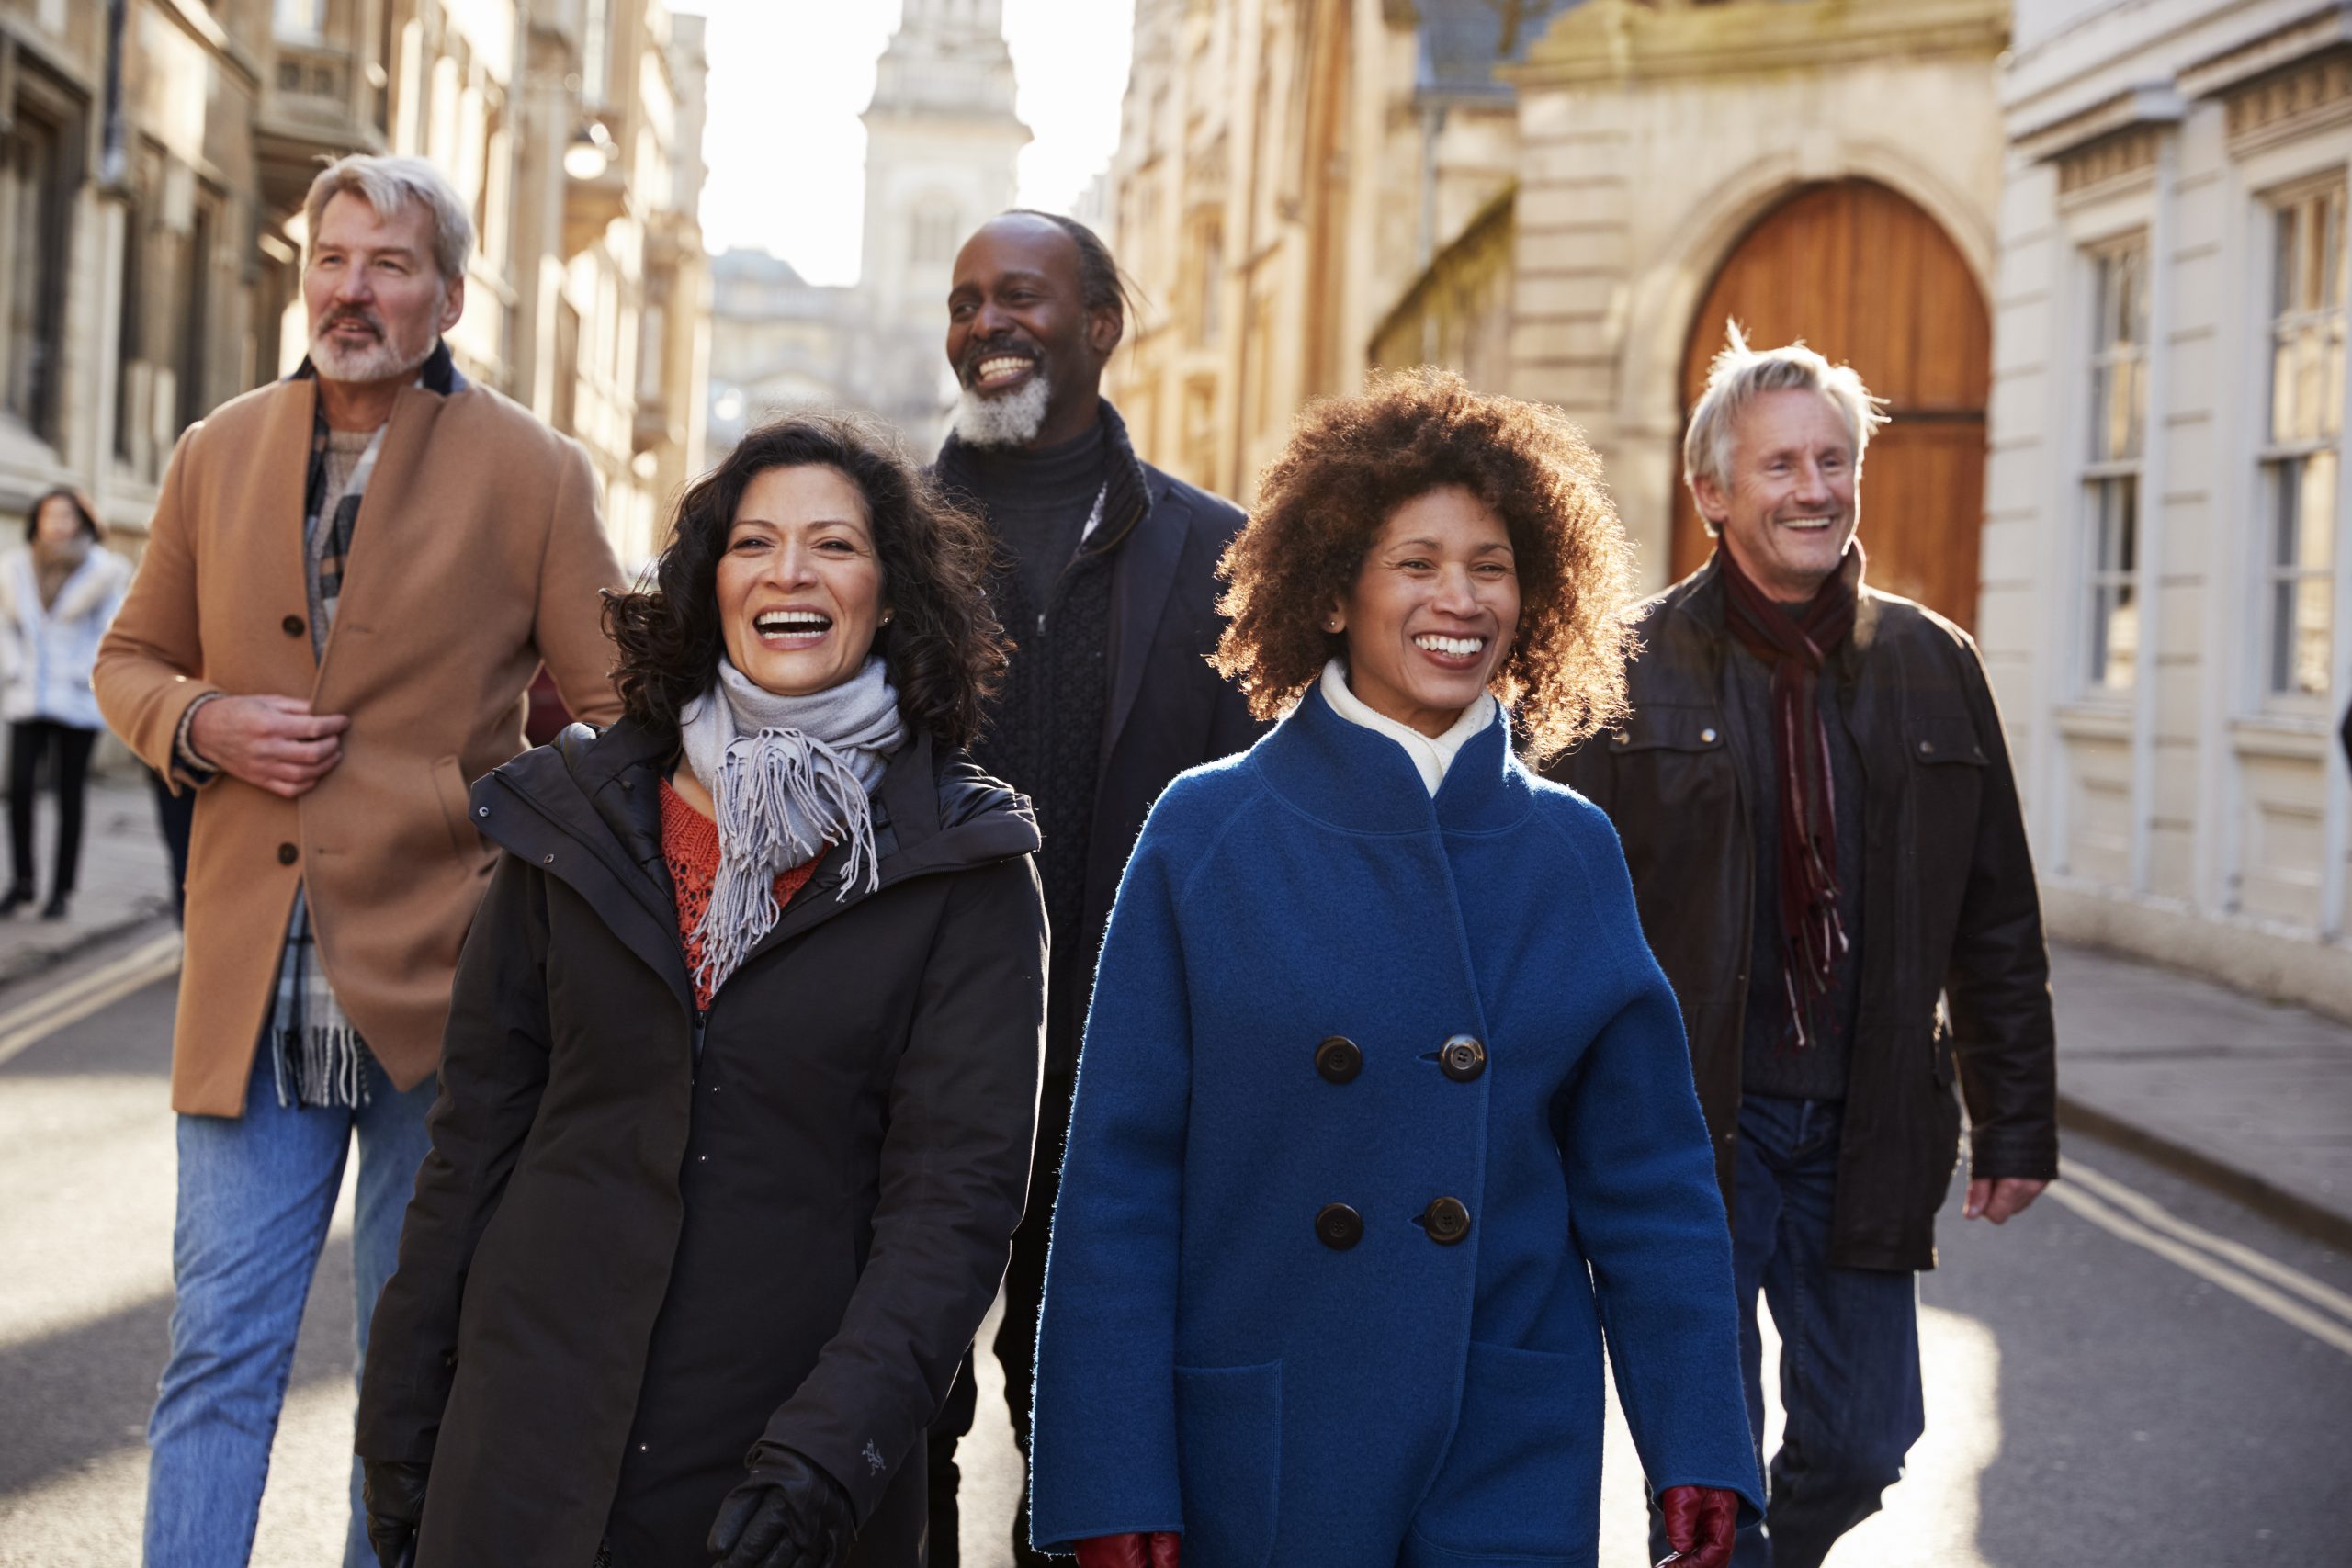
[1682,323,1887,531]
[303,154,474,284]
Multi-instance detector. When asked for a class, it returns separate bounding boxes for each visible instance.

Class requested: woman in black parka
[355,415,1046,1568]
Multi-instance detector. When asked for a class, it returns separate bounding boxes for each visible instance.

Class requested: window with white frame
[2084,235,2148,693]
[2260,180,2346,703]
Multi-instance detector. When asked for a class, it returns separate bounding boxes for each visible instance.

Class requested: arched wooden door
[1673,180,1991,628]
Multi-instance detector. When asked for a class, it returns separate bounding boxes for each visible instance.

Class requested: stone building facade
[0,0,709,572]
[1983,0,2352,1019]
[1105,0,1567,502]
[703,0,1026,459]
[1500,0,2007,616]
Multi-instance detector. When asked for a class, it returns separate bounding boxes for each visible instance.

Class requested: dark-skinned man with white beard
[923,210,1260,1567]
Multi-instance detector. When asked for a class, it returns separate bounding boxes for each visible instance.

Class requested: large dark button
[281,615,305,638]
[276,842,300,865]
[1315,1202,1363,1251]
[1419,1196,1471,1246]
[1439,1033,1487,1082]
[1314,1035,1362,1084]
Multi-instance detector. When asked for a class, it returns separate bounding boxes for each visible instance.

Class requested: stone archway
[1671,178,1992,628]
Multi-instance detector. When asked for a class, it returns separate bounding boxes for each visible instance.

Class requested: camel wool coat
[95,356,626,1115]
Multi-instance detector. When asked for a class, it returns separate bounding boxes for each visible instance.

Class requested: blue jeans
[1669,1096,1923,1568]
[143,1042,435,1567]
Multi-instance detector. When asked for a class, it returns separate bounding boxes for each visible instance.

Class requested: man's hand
[1964,1177,2048,1224]
[190,694,349,798]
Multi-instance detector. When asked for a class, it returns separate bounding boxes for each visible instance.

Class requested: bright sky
[692,1,1135,287]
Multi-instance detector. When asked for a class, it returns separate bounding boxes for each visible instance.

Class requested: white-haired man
[96,153,626,1566]
[1553,331,2057,1568]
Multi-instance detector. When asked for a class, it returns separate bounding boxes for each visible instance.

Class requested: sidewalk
[0,773,175,992]
[2051,942,2352,1251]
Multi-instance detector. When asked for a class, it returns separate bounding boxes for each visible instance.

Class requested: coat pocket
[1405,1341,1600,1565]
[1174,1360,1281,1568]
[431,756,479,860]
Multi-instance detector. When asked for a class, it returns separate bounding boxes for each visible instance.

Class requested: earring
[1326,618,1341,632]
[880,610,894,625]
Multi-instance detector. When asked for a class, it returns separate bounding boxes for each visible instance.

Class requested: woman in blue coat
[1029,369,1763,1568]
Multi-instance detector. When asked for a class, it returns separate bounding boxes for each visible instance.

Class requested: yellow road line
[0,931,183,1068]
[2048,1175,2352,1358]
[2064,1156,2352,1324]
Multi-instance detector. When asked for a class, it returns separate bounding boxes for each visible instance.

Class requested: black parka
[1550,559,2057,1273]
[356,716,1047,1568]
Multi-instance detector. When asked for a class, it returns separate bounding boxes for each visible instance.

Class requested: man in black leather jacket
[1553,332,2057,1568]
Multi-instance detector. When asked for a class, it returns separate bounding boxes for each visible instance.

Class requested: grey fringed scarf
[676,654,906,998]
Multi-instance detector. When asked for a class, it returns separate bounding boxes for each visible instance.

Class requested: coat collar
[1250,681,1530,838]
[474,715,1041,1010]
[933,399,1175,767]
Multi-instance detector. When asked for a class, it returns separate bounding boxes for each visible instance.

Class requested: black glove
[360,1457,430,1568]
[707,1444,857,1568]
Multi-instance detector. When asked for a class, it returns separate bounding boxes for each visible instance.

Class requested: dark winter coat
[1549,558,2058,1272]
[937,405,1262,1074]
[355,715,1046,1568]
[1030,686,1763,1568]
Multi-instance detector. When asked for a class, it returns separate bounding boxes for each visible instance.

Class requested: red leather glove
[1654,1484,1739,1568]
[1073,1534,1181,1568]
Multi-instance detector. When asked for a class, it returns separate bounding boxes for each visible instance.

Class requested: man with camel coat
[94,153,625,1567]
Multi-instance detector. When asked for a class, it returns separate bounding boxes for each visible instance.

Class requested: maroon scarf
[1717,542,1864,1048]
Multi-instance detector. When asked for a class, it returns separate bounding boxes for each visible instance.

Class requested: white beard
[950,371,1052,448]
[309,315,438,384]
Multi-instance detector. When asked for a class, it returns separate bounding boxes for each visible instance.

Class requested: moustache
[319,310,382,338]
[958,340,1042,388]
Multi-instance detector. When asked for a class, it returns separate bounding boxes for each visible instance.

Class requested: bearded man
[1554,331,2057,1568]
[924,210,1260,1567]
[96,154,626,1567]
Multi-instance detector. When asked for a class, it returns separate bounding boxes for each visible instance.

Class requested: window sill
[2229,715,2333,761]
[2056,701,2134,742]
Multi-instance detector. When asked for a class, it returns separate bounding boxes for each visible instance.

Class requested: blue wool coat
[1028,685,1765,1568]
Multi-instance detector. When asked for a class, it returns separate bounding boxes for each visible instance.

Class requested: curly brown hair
[606,413,1007,750]
[1213,367,1636,762]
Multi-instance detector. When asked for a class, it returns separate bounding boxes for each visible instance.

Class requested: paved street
[1,937,2347,1564]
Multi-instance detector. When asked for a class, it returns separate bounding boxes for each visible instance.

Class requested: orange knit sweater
[661,779,820,1010]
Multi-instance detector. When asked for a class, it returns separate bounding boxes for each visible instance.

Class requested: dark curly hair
[1213,367,1636,762]
[606,413,1007,750]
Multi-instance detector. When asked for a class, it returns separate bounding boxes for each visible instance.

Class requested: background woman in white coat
[1,487,131,919]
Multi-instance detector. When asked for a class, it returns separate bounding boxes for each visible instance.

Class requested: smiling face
[1333,485,1521,739]
[1692,387,1860,603]
[944,216,1121,449]
[302,191,463,386]
[715,465,888,699]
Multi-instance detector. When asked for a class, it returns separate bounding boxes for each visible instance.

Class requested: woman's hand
[359,1457,428,1568]
[1653,1484,1739,1568]
[707,1446,856,1568]
[1074,1534,1181,1568]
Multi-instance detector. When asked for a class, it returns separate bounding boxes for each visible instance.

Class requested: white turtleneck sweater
[1318,658,1497,796]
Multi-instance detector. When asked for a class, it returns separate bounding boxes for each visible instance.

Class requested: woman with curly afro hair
[1030,369,1760,1568]
[357,414,1049,1568]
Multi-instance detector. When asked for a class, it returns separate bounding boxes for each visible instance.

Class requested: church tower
[855,0,1032,447]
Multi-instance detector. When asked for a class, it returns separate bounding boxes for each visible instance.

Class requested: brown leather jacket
[1550,558,2057,1271]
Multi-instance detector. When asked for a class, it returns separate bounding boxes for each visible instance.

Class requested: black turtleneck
[956,419,1109,625]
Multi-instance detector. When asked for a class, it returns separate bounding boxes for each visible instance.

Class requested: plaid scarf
[268,341,465,1108]
[1715,540,1864,1051]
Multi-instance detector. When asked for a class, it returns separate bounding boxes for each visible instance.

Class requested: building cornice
[2177,3,2352,100]
[2016,84,2187,164]
[1507,0,2007,89]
